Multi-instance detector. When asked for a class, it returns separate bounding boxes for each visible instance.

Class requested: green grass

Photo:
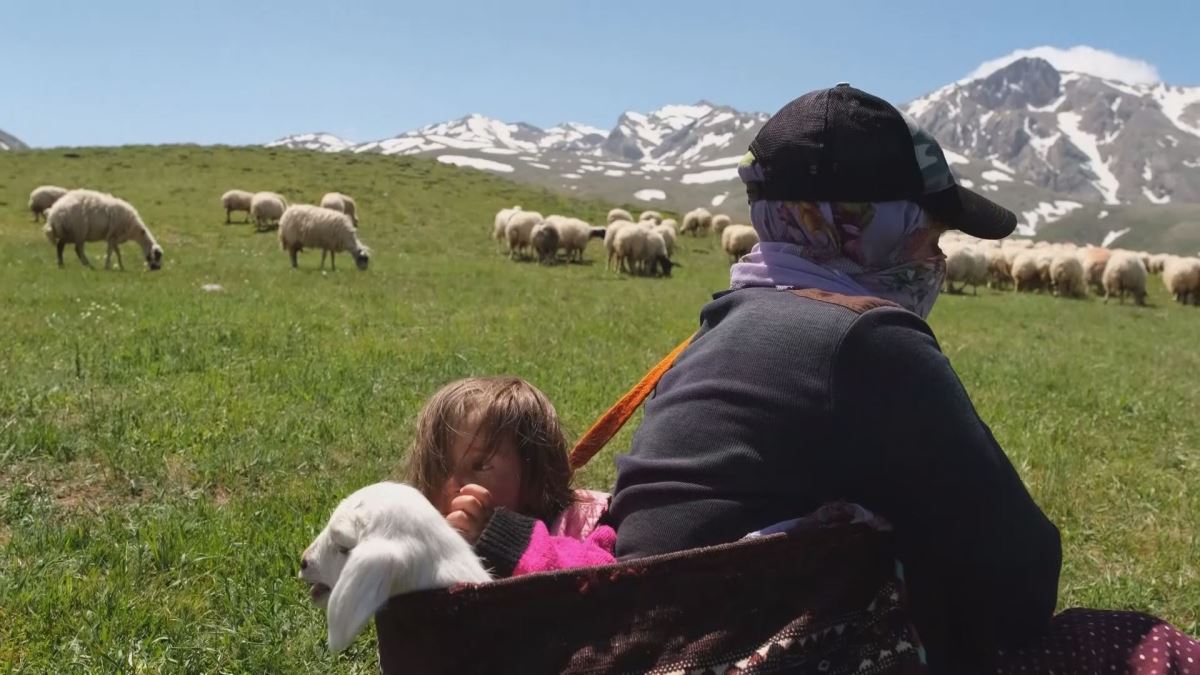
[1,146,1197,672]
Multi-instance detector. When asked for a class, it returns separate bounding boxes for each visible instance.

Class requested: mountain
[0,129,28,151]
[269,50,1200,250]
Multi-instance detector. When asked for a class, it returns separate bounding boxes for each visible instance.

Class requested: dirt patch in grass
[0,459,136,515]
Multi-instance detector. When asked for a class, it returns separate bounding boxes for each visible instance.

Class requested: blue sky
[4,0,1197,148]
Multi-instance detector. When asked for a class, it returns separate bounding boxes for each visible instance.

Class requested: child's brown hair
[405,376,574,523]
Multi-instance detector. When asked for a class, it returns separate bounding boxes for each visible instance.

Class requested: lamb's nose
[300,556,309,570]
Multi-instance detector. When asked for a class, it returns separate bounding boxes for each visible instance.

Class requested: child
[405,376,615,577]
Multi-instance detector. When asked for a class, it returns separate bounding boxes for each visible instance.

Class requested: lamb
[1078,247,1112,294]
[607,208,633,225]
[638,210,663,225]
[504,211,543,260]
[1049,254,1086,298]
[1162,256,1200,305]
[320,192,358,227]
[299,482,490,653]
[43,189,164,271]
[1010,251,1043,292]
[251,191,288,230]
[652,222,677,258]
[548,216,598,263]
[711,214,732,236]
[29,185,69,222]
[221,189,254,224]
[944,246,988,295]
[493,206,522,251]
[1101,252,1147,305]
[278,205,370,271]
[531,220,560,264]
[681,208,713,237]
[721,224,759,262]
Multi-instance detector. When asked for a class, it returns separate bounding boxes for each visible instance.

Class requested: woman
[608,85,1198,673]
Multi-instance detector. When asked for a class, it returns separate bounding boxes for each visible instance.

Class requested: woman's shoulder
[703,287,927,344]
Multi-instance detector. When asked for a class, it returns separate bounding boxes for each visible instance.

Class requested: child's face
[434,416,523,516]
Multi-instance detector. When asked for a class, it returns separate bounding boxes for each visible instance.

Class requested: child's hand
[445,484,494,545]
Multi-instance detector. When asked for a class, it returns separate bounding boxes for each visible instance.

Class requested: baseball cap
[745,83,1017,239]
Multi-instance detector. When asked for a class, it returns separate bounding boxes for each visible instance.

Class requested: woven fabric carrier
[376,318,926,674]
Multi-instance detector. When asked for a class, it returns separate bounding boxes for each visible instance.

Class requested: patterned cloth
[730,158,947,318]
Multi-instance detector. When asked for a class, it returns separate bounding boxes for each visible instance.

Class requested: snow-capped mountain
[270,48,1200,246]
[0,129,27,151]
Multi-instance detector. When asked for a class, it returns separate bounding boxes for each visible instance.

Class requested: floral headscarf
[730,159,947,318]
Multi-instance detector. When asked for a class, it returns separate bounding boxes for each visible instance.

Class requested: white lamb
[504,211,543,260]
[251,191,288,230]
[607,208,633,224]
[299,482,490,653]
[1162,256,1200,305]
[681,208,713,237]
[944,246,988,295]
[711,214,732,236]
[29,185,69,222]
[43,189,164,271]
[278,205,370,271]
[1102,252,1147,305]
[1049,254,1086,298]
[638,210,663,225]
[320,192,358,227]
[221,189,254,224]
[721,224,759,262]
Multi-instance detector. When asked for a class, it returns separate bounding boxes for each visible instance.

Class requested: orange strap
[568,334,694,471]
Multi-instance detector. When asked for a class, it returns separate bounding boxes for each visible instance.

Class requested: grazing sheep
[607,208,633,225]
[1148,253,1170,275]
[711,214,732,236]
[721,224,758,262]
[984,248,1012,290]
[1162,256,1200,305]
[652,222,677,258]
[531,221,560,264]
[251,191,288,230]
[1050,254,1086,298]
[944,247,988,295]
[643,230,674,277]
[278,204,370,271]
[43,189,163,271]
[548,216,596,263]
[504,211,543,260]
[681,208,713,237]
[638,210,663,225]
[1010,251,1044,293]
[604,219,636,271]
[613,224,673,276]
[29,185,69,222]
[320,192,358,227]
[221,189,254,224]
[299,482,490,653]
[1078,247,1112,294]
[1102,252,1147,305]
[493,206,522,251]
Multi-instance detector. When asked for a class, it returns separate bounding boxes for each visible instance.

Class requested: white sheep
[493,206,522,251]
[1010,251,1043,293]
[721,224,758,263]
[278,204,370,271]
[320,192,358,227]
[299,482,490,653]
[531,220,560,264]
[681,208,713,237]
[549,216,598,263]
[504,211,543,260]
[221,189,254,224]
[251,191,288,230]
[984,248,1012,290]
[711,214,732,236]
[944,246,988,295]
[638,210,663,225]
[43,189,163,270]
[607,208,633,225]
[613,224,673,276]
[652,222,677,258]
[1102,252,1147,305]
[1078,247,1112,294]
[1049,254,1086,298]
[605,219,636,271]
[1162,256,1200,305]
[29,185,69,222]
[1148,253,1170,275]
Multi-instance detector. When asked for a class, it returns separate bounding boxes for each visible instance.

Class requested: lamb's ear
[326,538,408,652]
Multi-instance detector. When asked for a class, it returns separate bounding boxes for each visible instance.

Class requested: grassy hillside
[1,146,1197,672]
[1038,202,1200,253]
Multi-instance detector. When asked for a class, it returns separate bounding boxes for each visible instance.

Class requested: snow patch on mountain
[634,189,666,201]
[1056,111,1121,203]
[437,155,514,173]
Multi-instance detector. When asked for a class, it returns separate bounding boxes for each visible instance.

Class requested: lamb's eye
[336,545,351,555]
